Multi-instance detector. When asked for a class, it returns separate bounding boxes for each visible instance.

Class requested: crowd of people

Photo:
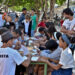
[0,7,75,75]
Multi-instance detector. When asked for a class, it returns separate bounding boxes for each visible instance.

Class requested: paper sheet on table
[32,53,37,56]
[23,56,28,60]
[31,56,39,61]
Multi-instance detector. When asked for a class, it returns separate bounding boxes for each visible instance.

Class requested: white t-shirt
[59,47,74,69]
[0,15,4,27]
[0,47,27,75]
[63,18,75,30]
[23,20,29,33]
[40,47,62,60]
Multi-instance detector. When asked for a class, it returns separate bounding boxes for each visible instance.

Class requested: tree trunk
[45,0,48,17]
[41,0,44,12]
[0,0,6,9]
[50,0,56,21]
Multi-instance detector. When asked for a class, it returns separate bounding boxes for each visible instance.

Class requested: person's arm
[67,25,75,35]
[46,60,62,70]
[12,49,31,67]
[48,58,59,64]
[61,26,69,33]
[41,59,62,70]
[22,55,31,67]
[40,52,59,64]
[67,30,75,35]
[35,17,38,32]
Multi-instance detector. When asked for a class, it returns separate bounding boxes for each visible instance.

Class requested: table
[31,62,47,75]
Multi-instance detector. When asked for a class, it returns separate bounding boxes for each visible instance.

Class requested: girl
[41,34,74,75]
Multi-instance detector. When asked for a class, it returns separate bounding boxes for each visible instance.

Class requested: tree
[49,0,66,21]
[50,0,56,21]
[56,0,66,6]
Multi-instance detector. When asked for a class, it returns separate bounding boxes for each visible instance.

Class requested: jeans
[31,30,35,37]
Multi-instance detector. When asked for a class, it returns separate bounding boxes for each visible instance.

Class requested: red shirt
[38,21,46,28]
[60,20,64,27]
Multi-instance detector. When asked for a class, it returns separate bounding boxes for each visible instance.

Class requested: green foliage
[56,0,66,6]
[0,0,66,11]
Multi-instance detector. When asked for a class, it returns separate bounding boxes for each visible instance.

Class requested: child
[40,39,62,60]
[52,32,62,43]
[47,25,56,39]
[34,40,62,75]
[22,14,32,37]
[19,25,25,41]
[9,22,15,32]
[0,31,31,75]
[38,17,46,28]
[12,29,22,42]
[4,15,12,29]
[38,27,45,37]
[41,34,74,75]
[15,15,19,29]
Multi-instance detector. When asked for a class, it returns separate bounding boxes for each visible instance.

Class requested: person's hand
[40,57,49,63]
[27,54,32,58]
[68,30,74,35]
[14,41,21,50]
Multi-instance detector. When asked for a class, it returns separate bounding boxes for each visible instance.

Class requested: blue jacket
[18,13,25,25]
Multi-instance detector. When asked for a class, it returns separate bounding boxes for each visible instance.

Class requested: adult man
[18,8,27,25]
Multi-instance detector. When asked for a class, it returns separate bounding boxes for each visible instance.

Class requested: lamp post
[67,0,70,8]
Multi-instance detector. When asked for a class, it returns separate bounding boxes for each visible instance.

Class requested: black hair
[9,22,15,29]
[42,17,46,20]
[2,31,14,43]
[19,25,24,30]
[16,15,18,18]
[45,40,58,51]
[63,8,74,16]
[53,32,62,40]
[14,29,22,36]
[31,8,35,12]
[44,29,50,40]
[19,25,24,33]
[45,22,54,28]
[22,8,27,11]
[48,25,56,37]
[39,27,45,32]
[0,27,8,35]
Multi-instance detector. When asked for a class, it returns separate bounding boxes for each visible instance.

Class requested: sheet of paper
[23,56,28,60]
[31,56,39,61]
[32,53,37,56]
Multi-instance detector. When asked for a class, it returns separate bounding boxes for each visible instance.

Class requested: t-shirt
[59,47,74,69]
[23,20,29,33]
[40,47,62,60]
[63,18,75,30]
[31,14,37,30]
[38,21,46,28]
[0,15,5,27]
[0,47,27,75]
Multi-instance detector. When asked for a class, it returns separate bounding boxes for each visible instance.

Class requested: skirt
[52,68,72,75]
